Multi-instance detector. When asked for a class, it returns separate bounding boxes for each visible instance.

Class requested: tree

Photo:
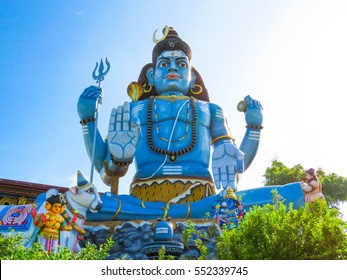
[319,171,347,206]
[264,159,305,185]
[215,194,347,260]
[264,158,347,206]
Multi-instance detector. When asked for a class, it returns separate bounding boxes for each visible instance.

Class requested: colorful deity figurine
[77,26,263,217]
[32,194,76,253]
[213,187,245,228]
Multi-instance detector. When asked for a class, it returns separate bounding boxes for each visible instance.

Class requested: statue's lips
[166,74,180,79]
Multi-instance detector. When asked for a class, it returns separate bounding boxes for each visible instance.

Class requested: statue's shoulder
[130,98,148,105]
[130,99,148,109]
[309,180,320,189]
[198,100,223,112]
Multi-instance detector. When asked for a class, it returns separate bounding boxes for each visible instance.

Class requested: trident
[90,58,111,182]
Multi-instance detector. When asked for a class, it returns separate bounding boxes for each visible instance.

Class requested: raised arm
[210,103,244,190]
[238,95,263,170]
[77,85,107,173]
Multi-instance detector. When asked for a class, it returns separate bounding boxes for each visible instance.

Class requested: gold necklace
[49,216,56,228]
[156,95,188,102]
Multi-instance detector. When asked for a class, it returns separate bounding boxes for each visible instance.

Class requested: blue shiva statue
[77,26,270,221]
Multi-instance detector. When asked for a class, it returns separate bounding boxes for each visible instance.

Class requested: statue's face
[152,50,194,95]
[51,203,63,214]
[305,173,313,181]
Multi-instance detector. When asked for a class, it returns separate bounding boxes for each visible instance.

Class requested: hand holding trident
[90,58,110,183]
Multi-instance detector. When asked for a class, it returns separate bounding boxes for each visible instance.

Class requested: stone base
[81,219,221,260]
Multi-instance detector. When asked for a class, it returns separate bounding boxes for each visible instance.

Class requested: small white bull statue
[58,171,103,252]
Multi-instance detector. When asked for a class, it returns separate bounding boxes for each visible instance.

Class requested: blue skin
[77,50,263,219]
[150,50,193,96]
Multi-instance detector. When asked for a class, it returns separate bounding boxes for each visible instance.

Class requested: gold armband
[210,135,235,145]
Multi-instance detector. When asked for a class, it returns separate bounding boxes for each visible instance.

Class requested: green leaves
[264,159,305,186]
[215,199,347,260]
[0,233,114,260]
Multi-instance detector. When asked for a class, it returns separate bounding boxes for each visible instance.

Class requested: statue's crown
[225,187,237,200]
[152,25,192,64]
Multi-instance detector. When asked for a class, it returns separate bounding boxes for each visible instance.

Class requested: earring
[190,84,203,95]
[143,83,153,93]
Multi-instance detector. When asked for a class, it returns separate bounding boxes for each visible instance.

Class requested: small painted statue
[300,168,325,203]
[32,194,74,253]
[213,187,245,229]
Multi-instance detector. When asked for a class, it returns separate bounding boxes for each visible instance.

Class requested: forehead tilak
[159,50,187,59]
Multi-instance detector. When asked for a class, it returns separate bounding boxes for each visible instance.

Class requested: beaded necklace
[147,96,197,162]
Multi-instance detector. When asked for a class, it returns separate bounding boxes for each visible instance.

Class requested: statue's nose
[169,60,178,72]
[95,202,103,211]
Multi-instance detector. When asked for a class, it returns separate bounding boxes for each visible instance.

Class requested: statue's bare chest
[131,97,210,126]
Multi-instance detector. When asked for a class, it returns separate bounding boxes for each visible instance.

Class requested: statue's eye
[159,61,168,67]
[178,62,187,68]
[87,188,94,194]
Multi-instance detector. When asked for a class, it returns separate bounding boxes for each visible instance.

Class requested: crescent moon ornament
[152,25,170,44]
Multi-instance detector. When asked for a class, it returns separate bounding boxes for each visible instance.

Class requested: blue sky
[1,0,347,216]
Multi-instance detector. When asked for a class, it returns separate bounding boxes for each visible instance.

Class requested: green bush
[0,232,114,260]
[216,197,347,260]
